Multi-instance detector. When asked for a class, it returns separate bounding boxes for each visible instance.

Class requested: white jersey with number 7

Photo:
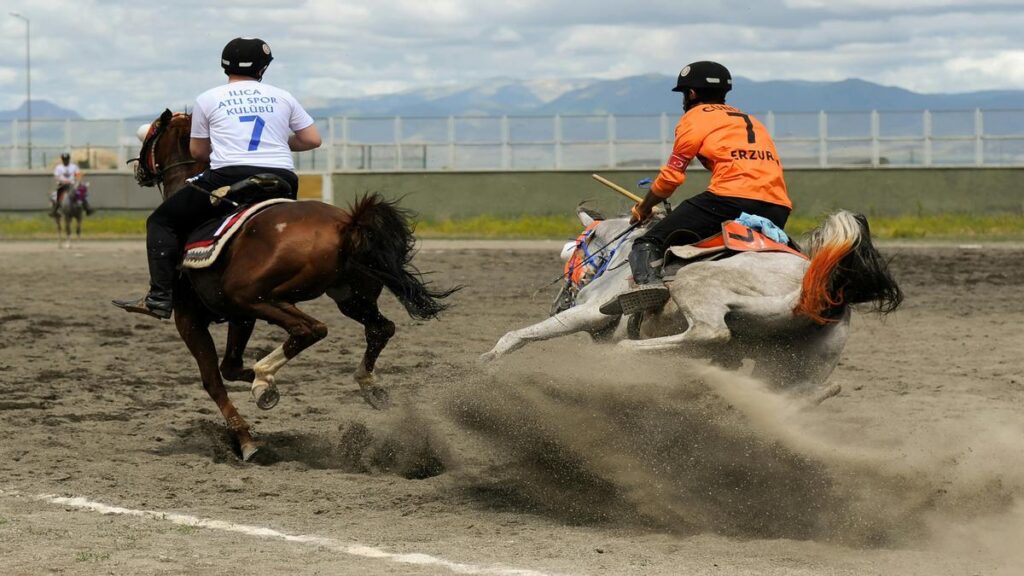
[191,79,315,171]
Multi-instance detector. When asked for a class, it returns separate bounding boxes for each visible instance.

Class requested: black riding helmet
[221,37,273,80]
[672,61,732,93]
[60,152,71,161]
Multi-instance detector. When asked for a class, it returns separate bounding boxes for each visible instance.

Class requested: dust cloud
[441,345,1024,558]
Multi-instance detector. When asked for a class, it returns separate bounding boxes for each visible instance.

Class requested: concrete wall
[330,168,1024,219]
[0,171,326,211]
[2,168,1022,217]
[0,171,163,211]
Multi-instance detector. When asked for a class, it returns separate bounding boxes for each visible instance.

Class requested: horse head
[133,109,204,199]
[553,204,639,314]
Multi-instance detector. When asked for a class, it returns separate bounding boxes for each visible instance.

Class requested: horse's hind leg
[327,285,394,410]
[243,302,328,410]
[220,320,256,382]
[174,301,259,461]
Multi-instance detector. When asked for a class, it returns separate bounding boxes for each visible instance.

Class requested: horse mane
[795,211,903,324]
[132,109,198,191]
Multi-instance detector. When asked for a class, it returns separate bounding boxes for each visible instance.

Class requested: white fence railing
[4,109,1024,172]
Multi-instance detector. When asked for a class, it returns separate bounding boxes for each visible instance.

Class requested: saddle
[182,174,296,269]
[183,198,294,269]
[661,220,806,281]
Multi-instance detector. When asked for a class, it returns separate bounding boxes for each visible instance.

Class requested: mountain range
[305,75,1024,117]
[0,100,81,121]
[3,75,1022,120]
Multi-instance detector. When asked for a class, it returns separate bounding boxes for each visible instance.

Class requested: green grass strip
[0,213,148,239]
[2,211,1022,241]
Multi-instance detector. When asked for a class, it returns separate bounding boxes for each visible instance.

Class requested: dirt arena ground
[0,239,1022,575]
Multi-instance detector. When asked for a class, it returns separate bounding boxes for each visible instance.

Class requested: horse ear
[576,202,604,227]
[160,109,173,124]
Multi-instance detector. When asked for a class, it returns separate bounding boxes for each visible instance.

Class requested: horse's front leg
[63,217,72,248]
[481,302,617,363]
[619,297,731,353]
[220,320,256,382]
[174,299,259,461]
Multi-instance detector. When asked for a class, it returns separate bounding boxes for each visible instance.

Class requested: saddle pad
[182,198,294,270]
[720,221,806,259]
[666,221,806,264]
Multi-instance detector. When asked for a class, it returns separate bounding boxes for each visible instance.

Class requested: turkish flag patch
[668,153,689,170]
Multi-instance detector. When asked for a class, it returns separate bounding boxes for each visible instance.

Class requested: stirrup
[112,296,172,320]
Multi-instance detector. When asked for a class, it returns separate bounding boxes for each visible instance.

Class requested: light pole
[10,12,31,169]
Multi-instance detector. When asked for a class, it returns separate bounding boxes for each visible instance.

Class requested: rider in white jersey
[192,81,313,171]
[114,37,322,319]
[51,153,92,215]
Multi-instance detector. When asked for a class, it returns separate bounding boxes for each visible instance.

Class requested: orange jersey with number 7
[650,104,791,209]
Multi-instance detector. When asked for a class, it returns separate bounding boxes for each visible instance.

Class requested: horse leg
[174,300,259,461]
[327,286,395,410]
[243,302,328,410]
[619,295,731,353]
[482,302,619,362]
[220,320,256,382]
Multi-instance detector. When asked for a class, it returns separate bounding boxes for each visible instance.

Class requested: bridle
[128,112,198,196]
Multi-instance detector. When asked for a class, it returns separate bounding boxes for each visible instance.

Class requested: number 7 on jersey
[239,115,266,151]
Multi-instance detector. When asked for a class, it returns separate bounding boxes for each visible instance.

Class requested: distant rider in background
[601,61,793,317]
[52,152,93,216]
[113,37,322,320]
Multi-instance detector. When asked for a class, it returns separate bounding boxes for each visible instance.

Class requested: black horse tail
[794,210,903,324]
[342,193,459,320]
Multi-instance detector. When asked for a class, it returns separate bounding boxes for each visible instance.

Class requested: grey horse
[53,183,88,248]
[482,206,902,396]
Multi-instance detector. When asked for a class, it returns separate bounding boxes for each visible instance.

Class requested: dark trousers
[638,191,790,250]
[146,166,298,259]
[144,166,298,298]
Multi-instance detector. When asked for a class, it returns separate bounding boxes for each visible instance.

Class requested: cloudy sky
[1,0,1022,118]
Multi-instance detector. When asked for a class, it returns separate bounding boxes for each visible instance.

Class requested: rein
[535,220,640,297]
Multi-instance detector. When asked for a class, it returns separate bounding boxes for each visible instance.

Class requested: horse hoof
[810,383,842,406]
[360,386,391,410]
[241,442,260,462]
[479,350,498,364]
[355,374,390,410]
[252,381,280,410]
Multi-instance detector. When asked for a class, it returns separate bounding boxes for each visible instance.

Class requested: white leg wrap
[252,345,288,391]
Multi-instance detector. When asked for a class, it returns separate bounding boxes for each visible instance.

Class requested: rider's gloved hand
[630,202,652,225]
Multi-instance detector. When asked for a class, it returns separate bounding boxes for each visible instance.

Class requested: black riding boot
[112,217,178,320]
[599,241,670,316]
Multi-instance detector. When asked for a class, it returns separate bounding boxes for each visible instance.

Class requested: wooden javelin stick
[591,173,643,203]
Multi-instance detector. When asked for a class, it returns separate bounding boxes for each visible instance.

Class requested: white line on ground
[18,491,558,576]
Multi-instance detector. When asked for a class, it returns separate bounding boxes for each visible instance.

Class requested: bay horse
[482,206,902,397]
[132,109,457,460]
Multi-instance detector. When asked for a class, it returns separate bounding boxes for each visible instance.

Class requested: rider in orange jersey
[601,61,793,317]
